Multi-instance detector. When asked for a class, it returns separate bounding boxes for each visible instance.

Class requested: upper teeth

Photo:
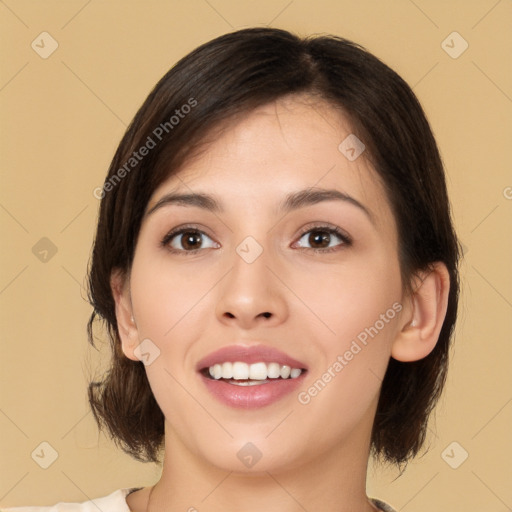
[208,362,303,380]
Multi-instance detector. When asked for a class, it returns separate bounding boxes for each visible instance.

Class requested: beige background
[1,0,511,510]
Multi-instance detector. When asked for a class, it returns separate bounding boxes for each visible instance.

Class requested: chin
[191,433,305,475]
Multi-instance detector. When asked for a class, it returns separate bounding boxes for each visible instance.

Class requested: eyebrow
[146,187,373,222]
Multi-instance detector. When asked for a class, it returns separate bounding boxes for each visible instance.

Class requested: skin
[112,94,450,512]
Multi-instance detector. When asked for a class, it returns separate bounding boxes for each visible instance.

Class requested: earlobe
[391,262,450,362]
[110,269,140,361]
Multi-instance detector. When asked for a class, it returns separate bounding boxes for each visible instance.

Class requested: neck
[146,420,379,512]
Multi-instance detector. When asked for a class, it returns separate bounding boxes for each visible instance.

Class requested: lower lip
[200,373,305,409]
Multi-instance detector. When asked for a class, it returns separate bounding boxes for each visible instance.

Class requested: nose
[215,246,288,330]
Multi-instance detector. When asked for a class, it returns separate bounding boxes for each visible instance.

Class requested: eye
[161,223,351,255]
[161,226,219,254]
[294,225,352,253]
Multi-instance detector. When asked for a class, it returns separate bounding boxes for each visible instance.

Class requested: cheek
[128,246,220,400]
[326,274,402,351]
[128,251,206,437]
[129,250,209,340]
[295,247,403,353]
[292,249,402,422]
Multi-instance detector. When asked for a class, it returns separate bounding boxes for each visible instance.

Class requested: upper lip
[196,344,308,371]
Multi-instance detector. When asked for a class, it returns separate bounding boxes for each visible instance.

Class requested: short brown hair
[87,27,460,466]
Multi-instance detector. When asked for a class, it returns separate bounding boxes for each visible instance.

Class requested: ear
[392,262,450,362]
[111,269,140,361]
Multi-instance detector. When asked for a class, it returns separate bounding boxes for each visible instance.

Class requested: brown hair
[87,27,460,467]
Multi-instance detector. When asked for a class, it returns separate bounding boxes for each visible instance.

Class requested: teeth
[290,368,302,378]
[280,365,291,379]
[207,361,303,381]
[267,362,280,378]
[249,362,267,380]
[213,364,222,379]
[232,361,249,380]
[221,362,233,379]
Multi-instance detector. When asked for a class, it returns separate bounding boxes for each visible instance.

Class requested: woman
[5,27,460,512]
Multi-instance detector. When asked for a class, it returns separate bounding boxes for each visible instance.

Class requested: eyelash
[160,223,352,256]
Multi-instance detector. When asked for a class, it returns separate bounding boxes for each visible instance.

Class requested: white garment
[0,489,133,512]
[1,488,397,512]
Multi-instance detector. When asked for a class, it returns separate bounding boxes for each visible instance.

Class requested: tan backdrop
[1,1,511,510]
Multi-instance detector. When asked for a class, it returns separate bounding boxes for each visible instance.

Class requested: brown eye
[307,231,331,249]
[178,231,203,250]
[295,226,351,253]
[162,227,219,254]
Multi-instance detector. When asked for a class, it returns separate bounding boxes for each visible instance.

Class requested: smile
[207,361,303,382]
[197,345,308,408]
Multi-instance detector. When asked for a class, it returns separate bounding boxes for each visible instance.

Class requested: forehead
[149,94,393,226]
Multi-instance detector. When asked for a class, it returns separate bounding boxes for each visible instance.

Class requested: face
[121,94,407,474]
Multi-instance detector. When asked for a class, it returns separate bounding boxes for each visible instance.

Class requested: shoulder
[1,489,136,512]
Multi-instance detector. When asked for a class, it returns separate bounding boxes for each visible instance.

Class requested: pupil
[183,232,201,250]
[310,231,329,248]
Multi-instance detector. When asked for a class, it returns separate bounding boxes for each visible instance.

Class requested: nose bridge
[228,235,273,301]
[215,234,287,325]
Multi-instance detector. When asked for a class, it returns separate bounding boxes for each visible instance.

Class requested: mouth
[197,345,308,408]
[201,361,305,385]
